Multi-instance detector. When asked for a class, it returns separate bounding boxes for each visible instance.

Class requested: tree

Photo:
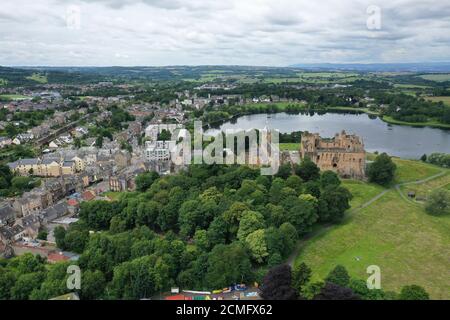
[245,229,269,263]
[295,157,320,182]
[206,243,253,289]
[194,229,210,251]
[348,279,387,300]
[109,255,158,299]
[325,265,350,287]
[135,171,160,192]
[260,264,297,300]
[292,262,312,295]
[81,270,106,300]
[313,282,360,300]
[320,170,341,189]
[425,188,450,216]
[237,210,265,240]
[399,285,429,300]
[279,222,298,255]
[285,197,318,235]
[367,153,396,186]
[37,227,48,241]
[207,215,228,247]
[10,272,45,300]
[54,226,67,250]
[0,269,15,299]
[95,135,103,148]
[318,186,352,223]
[276,163,292,179]
[285,175,302,193]
[420,154,427,162]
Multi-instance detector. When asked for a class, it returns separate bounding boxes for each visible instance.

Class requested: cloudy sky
[1,0,449,66]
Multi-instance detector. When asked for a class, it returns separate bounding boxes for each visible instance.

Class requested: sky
[0,0,449,66]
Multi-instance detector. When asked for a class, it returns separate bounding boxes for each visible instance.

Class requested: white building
[144,140,176,162]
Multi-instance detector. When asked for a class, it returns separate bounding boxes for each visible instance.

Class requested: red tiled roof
[48,252,70,263]
[67,199,79,207]
[82,190,95,201]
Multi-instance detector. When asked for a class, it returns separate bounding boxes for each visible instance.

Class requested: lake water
[205,112,450,159]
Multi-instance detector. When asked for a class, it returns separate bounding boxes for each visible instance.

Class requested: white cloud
[0,0,449,66]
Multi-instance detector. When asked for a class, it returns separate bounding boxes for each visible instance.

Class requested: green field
[26,73,48,84]
[0,94,29,100]
[341,180,385,209]
[392,158,442,183]
[279,143,300,151]
[294,159,450,299]
[418,74,450,82]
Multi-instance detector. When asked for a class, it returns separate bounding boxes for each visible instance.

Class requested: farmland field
[26,73,48,84]
[418,74,450,82]
[425,96,450,106]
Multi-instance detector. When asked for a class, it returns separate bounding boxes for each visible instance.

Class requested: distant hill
[289,62,450,73]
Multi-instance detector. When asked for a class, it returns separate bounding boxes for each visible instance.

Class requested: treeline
[0,162,353,300]
[261,263,430,300]
[423,153,450,168]
[373,92,450,124]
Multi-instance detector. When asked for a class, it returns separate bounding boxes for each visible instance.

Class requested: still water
[205,112,450,159]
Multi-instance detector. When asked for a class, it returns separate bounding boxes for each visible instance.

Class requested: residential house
[61,160,76,176]
[13,192,43,217]
[0,203,15,226]
[0,136,12,148]
[41,202,68,224]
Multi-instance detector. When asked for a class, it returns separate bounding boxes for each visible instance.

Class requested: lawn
[294,190,450,299]
[279,143,300,151]
[341,180,385,209]
[400,172,450,200]
[392,158,442,184]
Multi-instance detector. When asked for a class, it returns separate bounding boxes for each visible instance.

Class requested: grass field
[0,94,29,100]
[279,143,300,151]
[400,172,450,200]
[392,158,442,184]
[341,180,385,209]
[425,96,450,106]
[26,73,48,84]
[419,74,450,82]
[294,159,450,299]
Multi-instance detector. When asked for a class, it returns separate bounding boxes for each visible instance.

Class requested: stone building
[300,131,366,179]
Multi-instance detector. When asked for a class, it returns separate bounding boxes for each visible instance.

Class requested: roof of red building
[82,190,96,201]
[48,252,70,263]
[67,198,79,207]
